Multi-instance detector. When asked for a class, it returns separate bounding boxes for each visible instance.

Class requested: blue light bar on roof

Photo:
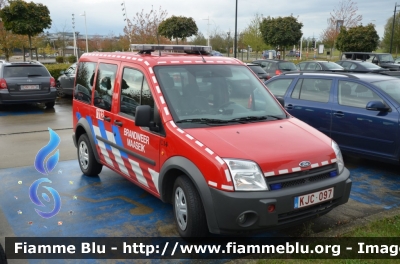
[130,44,212,53]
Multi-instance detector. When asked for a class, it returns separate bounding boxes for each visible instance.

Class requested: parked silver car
[57,63,76,97]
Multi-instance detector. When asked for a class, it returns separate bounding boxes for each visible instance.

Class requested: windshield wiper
[27,74,42,77]
[227,115,284,123]
[176,118,229,124]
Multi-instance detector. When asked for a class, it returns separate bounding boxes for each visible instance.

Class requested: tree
[260,16,303,57]
[320,0,362,53]
[0,0,52,57]
[124,6,169,48]
[190,32,207,46]
[242,13,269,59]
[381,13,400,53]
[158,16,198,44]
[336,24,379,52]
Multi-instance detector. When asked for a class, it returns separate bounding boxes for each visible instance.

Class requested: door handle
[103,116,111,122]
[114,120,123,127]
[333,111,344,117]
[286,104,293,110]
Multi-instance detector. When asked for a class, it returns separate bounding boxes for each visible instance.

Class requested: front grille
[267,164,336,190]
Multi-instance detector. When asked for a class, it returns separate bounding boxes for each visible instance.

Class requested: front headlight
[223,159,268,191]
[331,140,344,174]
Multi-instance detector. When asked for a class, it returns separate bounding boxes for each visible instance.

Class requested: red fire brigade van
[72,44,351,238]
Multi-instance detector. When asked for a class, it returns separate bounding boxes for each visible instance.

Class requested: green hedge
[55,56,64,63]
[44,63,71,80]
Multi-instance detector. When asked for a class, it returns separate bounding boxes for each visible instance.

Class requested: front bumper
[0,88,57,104]
[209,168,351,234]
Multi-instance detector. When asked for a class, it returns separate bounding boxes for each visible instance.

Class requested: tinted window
[74,62,96,103]
[298,63,306,70]
[278,62,297,70]
[372,79,400,104]
[305,63,318,70]
[320,62,343,70]
[3,65,50,78]
[338,81,382,108]
[291,78,332,102]
[266,79,293,97]
[94,63,118,111]
[360,62,382,69]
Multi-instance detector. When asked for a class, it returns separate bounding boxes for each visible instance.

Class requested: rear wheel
[45,101,55,108]
[173,176,208,238]
[77,134,103,176]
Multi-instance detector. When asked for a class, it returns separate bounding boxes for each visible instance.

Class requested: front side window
[305,63,318,70]
[94,63,118,111]
[338,81,383,108]
[372,79,400,105]
[291,78,332,103]
[154,64,286,127]
[266,78,293,97]
[74,62,96,103]
[297,62,306,70]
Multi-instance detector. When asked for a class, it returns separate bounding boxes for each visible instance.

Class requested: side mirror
[276,97,285,107]
[135,105,151,127]
[366,101,390,112]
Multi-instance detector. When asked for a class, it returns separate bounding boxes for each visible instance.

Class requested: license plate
[21,85,39,90]
[294,187,334,209]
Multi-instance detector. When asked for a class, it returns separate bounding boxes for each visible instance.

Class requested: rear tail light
[50,77,56,87]
[0,78,7,89]
[275,69,282,75]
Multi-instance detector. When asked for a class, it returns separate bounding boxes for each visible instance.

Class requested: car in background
[395,57,400,64]
[264,71,400,165]
[296,61,344,72]
[252,59,298,79]
[246,63,268,84]
[210,50,222,56]
[342,52,400,71]
[0,61,57,108]
[335,60,389,73]
[57,63,76,97]
[262,50,276,59]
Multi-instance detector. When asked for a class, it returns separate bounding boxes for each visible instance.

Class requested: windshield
[278,62,297,70]
[378,54,394,63]
[3,65,50,78]
[360,62,382,69]
[154,64,286,127]
[320,62,343,70]
[372,79,400,104]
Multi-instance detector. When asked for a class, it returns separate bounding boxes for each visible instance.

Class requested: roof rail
[130,44,212,55]
[280,71,359,79]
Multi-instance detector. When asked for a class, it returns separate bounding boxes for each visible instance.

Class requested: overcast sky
[38,0,391,41]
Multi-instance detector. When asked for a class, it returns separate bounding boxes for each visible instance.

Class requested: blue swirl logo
[34,128,60,175]
[31,128,62,219]
[29,178,61,218]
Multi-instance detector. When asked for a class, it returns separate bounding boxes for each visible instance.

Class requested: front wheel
[77,134,103,176]
[173,176,208,238]
[45,101,55,108]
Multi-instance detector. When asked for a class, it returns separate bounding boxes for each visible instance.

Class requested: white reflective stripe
[321,161,329,166]
[224,169,231,182]
[177,128,184,134]
[205,148,214,155]
[195,61,203,63]
[149,67,153,74]
[92,126,113,167]
[208,181,217,187]
[279,169,289,174]
[148,168,159,193]
[156,86,161,93]
[170,121,177,128]
[105,131,128,175]
[292,167,301,172]
[158,61,167,64]
[186,134,194,140]
[311,163,319,168]
[152,76,157,83]
[183,61,192,63]
[221,185,234,191]
[215,156,224,165]
[144,61,149,66]
[264,171,275,177]
[171,61,179,63]
[160,96,165,104]
[164,107,170,115]
[128,159,149,187]
[331,158,337,163]
[195,141,204,147]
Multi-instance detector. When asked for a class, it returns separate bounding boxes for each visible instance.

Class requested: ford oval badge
[299,161,311,168]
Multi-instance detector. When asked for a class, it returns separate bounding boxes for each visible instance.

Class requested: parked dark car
[262,50,276,59]
[264,71,400,164]
[286,50,297,57]
[0,61,57,108]
[57,63,76,97]
[210,50,223,56]
[335,60,389,73]
[252,59,298,79]
[342,52,400,71]
[296,61,344,71]
[246,63,268,83]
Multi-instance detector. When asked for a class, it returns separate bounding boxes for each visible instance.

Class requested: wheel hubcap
[79,141,89,170]
[175,187,188,231]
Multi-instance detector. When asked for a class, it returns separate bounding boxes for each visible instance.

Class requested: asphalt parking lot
[1,98,400,263]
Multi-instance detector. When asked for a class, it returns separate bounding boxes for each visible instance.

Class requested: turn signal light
[50,77,56,87]
[275,69,282,75]
[268,204,275,213]
[0,78,7,89]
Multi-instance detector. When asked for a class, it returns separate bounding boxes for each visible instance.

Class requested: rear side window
[266,78,293,97]
[94,63,118,112]
[3,65,50,78]
[74,62,96,104]
[291,78,332,103]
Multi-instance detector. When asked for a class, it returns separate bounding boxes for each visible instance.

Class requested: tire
[77,134,103,176]
[0,243,7,264]
[173,176,208,238]
[56,82,65,98]
[45,101,55,108]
